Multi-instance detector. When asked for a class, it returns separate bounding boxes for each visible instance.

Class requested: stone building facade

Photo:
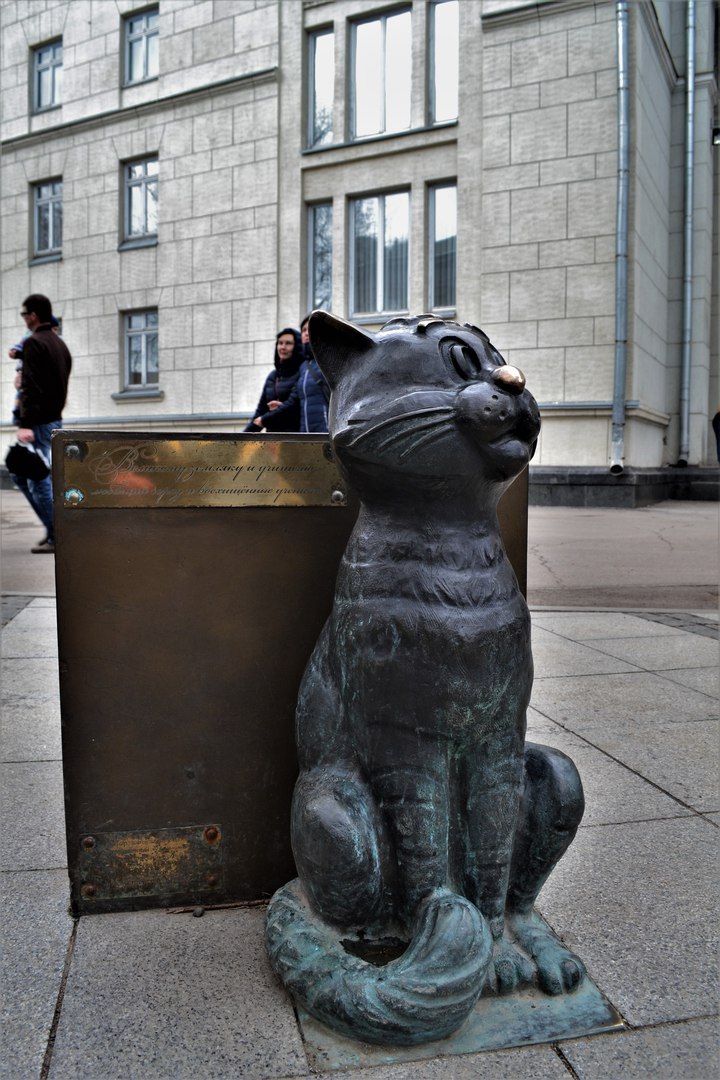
[1,0,717,501]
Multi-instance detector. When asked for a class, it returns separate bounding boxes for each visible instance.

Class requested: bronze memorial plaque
[60,436,347,508]
[54,432,528,915]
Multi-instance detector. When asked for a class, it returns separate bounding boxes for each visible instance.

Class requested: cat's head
[308,311,540,501]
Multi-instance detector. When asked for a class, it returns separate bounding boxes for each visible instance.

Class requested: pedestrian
[11,295,72,554]
[244,327,303,432]
[294,314,330,433]
[8,314,61,424]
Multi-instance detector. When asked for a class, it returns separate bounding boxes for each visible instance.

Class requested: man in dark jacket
[13,294,72,553]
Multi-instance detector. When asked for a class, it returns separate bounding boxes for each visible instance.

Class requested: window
[428,183,456,311]
[124,8,159,85]
[350,192,409,317]
[123,158,158,242]
[429,1,459,124]
[33,40,62,111]
[308,203,333,311]
[308,29,334,147]
[33,180,63,258]
[124,311,158,389]
[351,9,411,140]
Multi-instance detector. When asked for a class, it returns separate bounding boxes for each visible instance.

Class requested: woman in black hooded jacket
[244,328,303,432]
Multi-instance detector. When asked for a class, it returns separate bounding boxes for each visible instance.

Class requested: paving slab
[1,657,60,702]
[304,1041,574,1079]
[0,698,63,762]
[531,628,641,677]
[524,715,694,827]
[531,670,717,725]
[1,624,61,659]
[0,868,75,1080]
[588,634,718,672]
[0,760,67,871]
[48,906,309,1080]
[536,816,719,1028]
[561,1016,719,1080]
[531,611,693,641]
[655,666,719,699]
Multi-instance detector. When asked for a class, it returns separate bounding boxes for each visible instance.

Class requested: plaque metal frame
[53,432,528,915]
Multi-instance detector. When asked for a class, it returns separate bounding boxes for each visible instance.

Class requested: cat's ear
[308,310,375,389]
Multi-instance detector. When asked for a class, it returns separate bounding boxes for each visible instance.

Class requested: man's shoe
[31,539,55,554]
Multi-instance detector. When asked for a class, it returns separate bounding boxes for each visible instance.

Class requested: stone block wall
[0,0,281,438]
[480,0,619,467]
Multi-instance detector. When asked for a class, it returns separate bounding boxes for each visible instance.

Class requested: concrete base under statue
[297,916,622,1071]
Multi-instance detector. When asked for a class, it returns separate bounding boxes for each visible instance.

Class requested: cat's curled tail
[265,879,493,1046]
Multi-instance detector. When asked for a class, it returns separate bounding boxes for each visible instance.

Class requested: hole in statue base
[340,935,409,967]
[298,974,623,1071]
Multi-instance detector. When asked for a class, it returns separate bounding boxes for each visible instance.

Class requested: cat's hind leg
[505,741,586,994]
[291,763,389,928]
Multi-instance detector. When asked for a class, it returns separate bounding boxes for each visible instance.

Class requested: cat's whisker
[398,423,453,460]
[376,416,453,454]
[348,407,454,448]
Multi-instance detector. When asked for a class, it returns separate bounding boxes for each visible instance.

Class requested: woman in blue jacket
[294,315,329,433]
[245,328,303,432]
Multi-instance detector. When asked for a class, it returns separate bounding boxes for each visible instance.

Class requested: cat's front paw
[484,935,535,996]
[506,910,585,996]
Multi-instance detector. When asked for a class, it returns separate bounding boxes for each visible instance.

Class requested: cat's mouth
[456,380,540,448]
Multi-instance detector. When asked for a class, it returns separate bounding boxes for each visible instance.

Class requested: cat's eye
[446,342,482,381]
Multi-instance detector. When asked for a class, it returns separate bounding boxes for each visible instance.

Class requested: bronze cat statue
[266,311,585,1046]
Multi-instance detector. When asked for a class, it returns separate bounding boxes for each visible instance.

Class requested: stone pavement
[1,489,718,1079]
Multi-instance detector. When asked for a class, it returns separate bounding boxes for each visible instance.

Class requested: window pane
[310,31,334,147]
[432,1,459,123]
[146,179,158,234]
[310,203,333,310]
[147,31,159,79]
[128,313,144,330]
[128,38,142,82]
[146,332,159,380]
[52,197,63,250]
[146,311,158,328]
[54,61,63,105]
[353,20,382,138]
[385,12,411,133]
[129,185,144,234]
[353,198,378,313]
[383,193,409,312]
[127,162,145,180]
[431,185,456,308]
[36,204,50,252]
[128,335,143,383]
[38,67,51,108]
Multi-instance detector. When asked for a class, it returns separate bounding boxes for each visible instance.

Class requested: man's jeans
[12,421,62,543]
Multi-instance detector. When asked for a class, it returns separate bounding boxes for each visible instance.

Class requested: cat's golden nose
[492,365,526,394]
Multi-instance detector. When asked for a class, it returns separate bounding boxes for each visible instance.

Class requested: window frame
[122,310,159,392]
[123,7,159,87]
[349,6,412,142]
[307,27,335,149]
[427,181,457,314]
[32,179,63,261]
[121,157,159,246]
[349,190,411,320]
[428,0,459,126]
[32,39,63,113]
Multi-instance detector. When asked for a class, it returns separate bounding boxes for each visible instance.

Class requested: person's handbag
[5,441,50,481]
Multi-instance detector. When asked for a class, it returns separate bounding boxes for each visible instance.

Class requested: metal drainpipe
[610,0,630,475]
[678,0,696,466]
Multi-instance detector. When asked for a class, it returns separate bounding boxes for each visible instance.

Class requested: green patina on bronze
[265,312,599,1047]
